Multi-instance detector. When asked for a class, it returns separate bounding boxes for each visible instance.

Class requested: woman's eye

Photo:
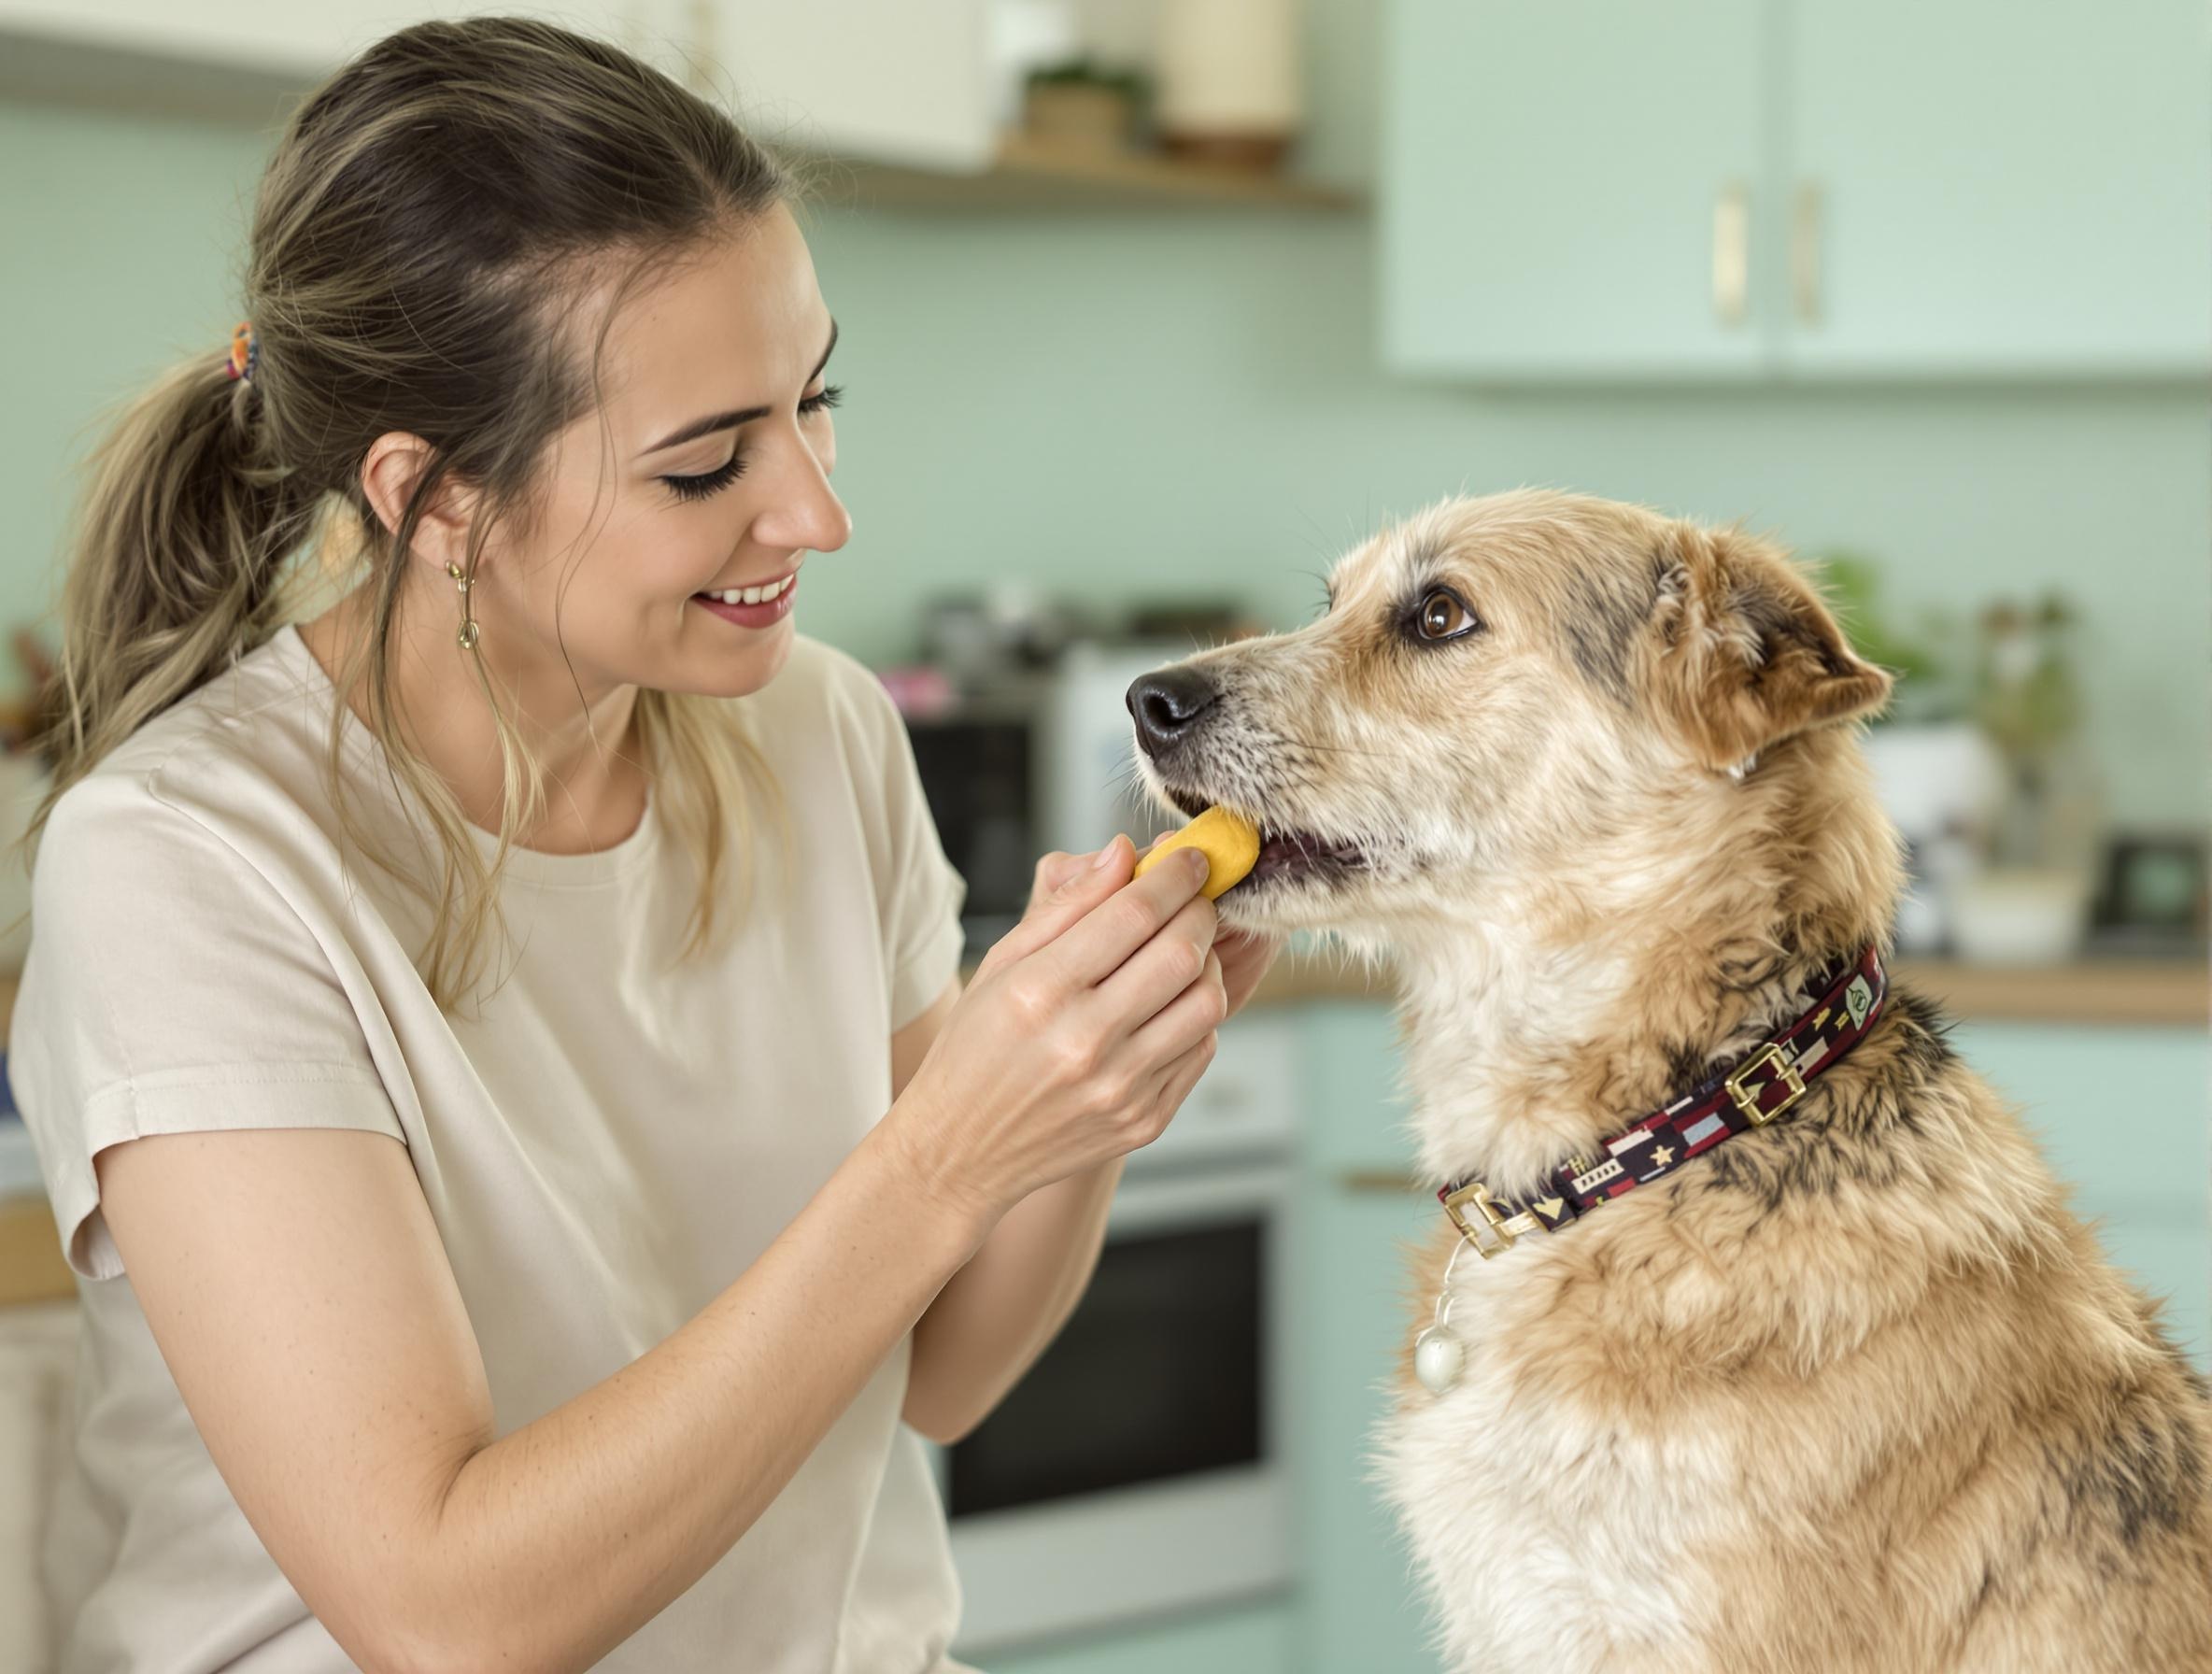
[1415,588,1478,641]
[661,456,744,504]
[799,381,844,417]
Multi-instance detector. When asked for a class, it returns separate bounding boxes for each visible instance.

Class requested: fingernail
[1181,848,1211,883]
[1091,838,1122,871]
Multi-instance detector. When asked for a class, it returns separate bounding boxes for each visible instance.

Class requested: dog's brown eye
[1416,588,1476,641]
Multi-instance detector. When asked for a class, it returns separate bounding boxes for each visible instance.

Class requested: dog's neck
[1389,731,1901,1193]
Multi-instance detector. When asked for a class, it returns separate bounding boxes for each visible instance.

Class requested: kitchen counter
[1248,955,2209,1028]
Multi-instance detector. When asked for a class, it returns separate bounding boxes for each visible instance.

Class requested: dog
[1127,490,2212,1672]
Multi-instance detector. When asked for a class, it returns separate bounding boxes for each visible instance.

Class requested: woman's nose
[753,445,851,556]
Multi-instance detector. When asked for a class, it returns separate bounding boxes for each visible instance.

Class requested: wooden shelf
[820,135,1364,213]
[1247,956,2207,1029]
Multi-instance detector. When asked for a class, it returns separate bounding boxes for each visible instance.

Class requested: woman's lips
[693,570,799,630]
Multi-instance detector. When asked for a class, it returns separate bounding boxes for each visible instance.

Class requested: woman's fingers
[1090,895,1219,1036]
[1040,845,1210,990]
[1124,945,1227,1067]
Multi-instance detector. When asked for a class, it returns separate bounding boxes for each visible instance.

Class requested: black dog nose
[1127,667,1219,759]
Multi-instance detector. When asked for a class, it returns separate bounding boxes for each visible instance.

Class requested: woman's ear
[360,432,475,576]
[1648,523,1892,773]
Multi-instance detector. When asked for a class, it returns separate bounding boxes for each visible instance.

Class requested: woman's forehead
[594,206,831,436]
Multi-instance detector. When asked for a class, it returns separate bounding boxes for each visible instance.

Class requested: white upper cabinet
[0,1,998,172]
[1382,0,1774,379]
[1784,0,2212,376]
[699,0,994,171]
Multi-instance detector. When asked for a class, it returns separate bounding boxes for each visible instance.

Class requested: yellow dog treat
[1133,806,1261,900]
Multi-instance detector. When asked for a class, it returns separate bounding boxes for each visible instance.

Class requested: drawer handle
[1712,180,1751,328]
[1337,1170,1423,1196]
[1791,180,1824,324]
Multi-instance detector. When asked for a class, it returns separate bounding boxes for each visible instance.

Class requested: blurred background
[0,3,2205,1670]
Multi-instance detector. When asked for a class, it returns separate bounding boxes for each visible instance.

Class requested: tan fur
[1135,491,2212,1672]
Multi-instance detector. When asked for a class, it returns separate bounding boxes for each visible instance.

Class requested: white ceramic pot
[1949,868,2093,966]
[1156,0,1302,149]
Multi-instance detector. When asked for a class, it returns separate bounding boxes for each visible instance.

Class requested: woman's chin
[670,610,796,700]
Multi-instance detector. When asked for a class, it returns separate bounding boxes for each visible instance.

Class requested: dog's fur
[1133,490,2212,1672]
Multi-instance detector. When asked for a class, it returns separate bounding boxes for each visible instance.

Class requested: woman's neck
[1390,733,1900,1193]
[300,581,649,856]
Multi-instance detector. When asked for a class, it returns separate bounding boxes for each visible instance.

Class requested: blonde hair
[35,17,789,1008]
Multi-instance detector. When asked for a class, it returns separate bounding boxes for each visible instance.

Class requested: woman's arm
[899,840,1279,1443]
[95,837,1222,1674]
[899,976,1127,1444]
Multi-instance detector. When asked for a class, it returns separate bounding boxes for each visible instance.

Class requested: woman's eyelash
[662,456,744,503]
[660,385,844,503]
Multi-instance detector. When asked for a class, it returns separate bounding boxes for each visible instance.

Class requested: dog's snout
[1127,667,1219,759]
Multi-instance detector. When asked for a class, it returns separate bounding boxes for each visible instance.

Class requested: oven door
[945,1158,1294,1656]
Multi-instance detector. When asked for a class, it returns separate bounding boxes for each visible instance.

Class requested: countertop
[1244,955,2210,1027]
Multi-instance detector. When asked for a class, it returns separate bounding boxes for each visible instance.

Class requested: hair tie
[225,320,259,384]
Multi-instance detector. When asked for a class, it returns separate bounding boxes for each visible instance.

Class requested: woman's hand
[1115,830,1283,1016]
[883,835,1227,1232]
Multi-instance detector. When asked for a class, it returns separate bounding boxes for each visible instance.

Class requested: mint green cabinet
[977,1600,1294,1674]
[1952,1022,2209,1367]
[1296,1004,1439,1672]
[1382,0,1772,379]
[1382,0,2212,379]
[1787,0,2212,376]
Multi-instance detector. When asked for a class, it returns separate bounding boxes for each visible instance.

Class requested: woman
[13,18,1275,1672]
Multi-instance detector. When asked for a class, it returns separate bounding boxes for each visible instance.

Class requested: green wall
[5,94,2206,825]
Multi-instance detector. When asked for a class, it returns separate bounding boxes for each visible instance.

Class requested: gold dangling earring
[446,560,479,651]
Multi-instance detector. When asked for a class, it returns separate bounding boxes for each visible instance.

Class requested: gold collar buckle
[1724,1043,1808,1128]
[1442,1181,1537,1258]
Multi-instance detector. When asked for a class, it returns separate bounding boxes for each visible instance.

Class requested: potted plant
[1949,594,2099,964]
[1022,58,1149,155]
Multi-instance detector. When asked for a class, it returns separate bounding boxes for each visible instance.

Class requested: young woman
[13,19,1275,1672]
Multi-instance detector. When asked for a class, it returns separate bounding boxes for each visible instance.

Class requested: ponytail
[33,352,320,842]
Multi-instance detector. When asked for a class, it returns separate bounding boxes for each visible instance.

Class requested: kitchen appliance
[944,1014,1301,1659]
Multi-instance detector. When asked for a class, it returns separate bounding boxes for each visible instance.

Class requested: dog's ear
[1648,524,1891,773]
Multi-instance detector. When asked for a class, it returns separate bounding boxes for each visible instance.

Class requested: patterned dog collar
[1438,948,1889,1258]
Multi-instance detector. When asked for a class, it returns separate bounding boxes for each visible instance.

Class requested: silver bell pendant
[1413,1326,1466,1394]
[1412,1239,1471,1394]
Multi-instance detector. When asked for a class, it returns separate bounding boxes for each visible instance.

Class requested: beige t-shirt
[13,625,971,1673]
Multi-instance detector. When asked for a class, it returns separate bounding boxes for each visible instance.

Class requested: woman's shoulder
[41,629,341,885]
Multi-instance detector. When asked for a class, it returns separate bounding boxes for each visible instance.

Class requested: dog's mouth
[1164,787,1367,894]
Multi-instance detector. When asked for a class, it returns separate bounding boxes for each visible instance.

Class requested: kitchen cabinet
[0,0,998,171]
[1381,0,1773,379]
[1956,1021,2210,1363]
[1382,0,2212,379]
[1295,1003,1439,1674]
[982,1597,1295,1674]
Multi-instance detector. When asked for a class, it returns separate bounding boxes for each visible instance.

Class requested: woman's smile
[692,565,800,629]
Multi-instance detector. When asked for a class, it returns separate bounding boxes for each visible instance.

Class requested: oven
[943,1016,1300,1659]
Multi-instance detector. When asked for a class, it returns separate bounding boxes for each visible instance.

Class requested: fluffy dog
[1127,490,2211,1672]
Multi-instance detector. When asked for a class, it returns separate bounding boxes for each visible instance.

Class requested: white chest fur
[1376,1284,1739,1674]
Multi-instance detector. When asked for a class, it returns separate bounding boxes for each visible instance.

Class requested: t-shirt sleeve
[840,661,967,1033]
[12,773,404,1282]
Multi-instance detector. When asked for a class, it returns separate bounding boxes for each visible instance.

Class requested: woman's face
[475,204,848,702]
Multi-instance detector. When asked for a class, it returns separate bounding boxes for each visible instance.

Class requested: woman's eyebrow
[640,320,839,456]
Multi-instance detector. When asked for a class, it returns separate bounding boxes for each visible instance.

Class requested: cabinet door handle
[1792,180,1824,324]
[1712,181,1751,328]
[1337,1170,1422,1196]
